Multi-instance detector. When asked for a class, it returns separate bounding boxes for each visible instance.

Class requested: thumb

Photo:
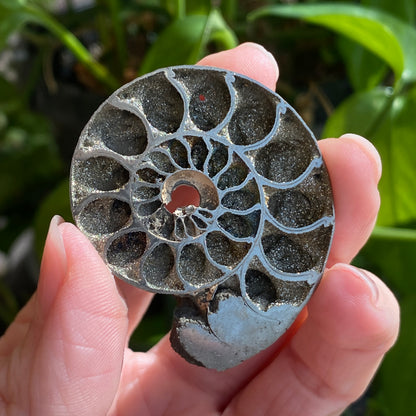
[30,219,128,415]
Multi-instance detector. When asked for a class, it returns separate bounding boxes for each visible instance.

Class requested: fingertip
[338,133,382,183]
[37,215,68,316]
[320,136,380,187]
[34,219,128,414]
[239,42,279,83]
[319,137,381,265]
[58,221,105,271]
[197,42,279,90]
[47,215,65,254]
[58,220,83,240]
[55,220,129,325]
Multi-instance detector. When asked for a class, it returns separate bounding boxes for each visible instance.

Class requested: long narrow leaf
[372,225,416,242]
[0,1,31,49]
[138,15,207,75]
[0,0,118,89]
[139,10,237,75]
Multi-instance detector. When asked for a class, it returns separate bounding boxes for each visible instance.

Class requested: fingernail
[344,264,380,305]
[339,133,382,182]
[52,214,65,226]
[38,215,67,315]
[49,215,66,258]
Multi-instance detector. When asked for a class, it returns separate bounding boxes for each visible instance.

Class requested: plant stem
[372,225,416,242]
[24,3,119,90]
[221,0,237,24]
[64,0,74,14]
[105,0,127,76]
[364,77,412,139]
[189,11,213,64]
[210,9,238,51]
[189,8,237,64]
[175,0,186,20]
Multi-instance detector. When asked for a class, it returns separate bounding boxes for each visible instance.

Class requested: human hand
[0,43,399,416]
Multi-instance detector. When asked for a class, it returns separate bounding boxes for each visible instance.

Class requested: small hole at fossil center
[165,184,200,214]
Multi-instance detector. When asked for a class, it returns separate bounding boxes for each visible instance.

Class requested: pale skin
[0,43,400,416]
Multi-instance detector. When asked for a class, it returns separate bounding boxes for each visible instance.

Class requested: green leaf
[0,1,32,50]
[163,0,185,19]
[362,0,416,24]
[372,225,416,243]
[322,87,392,138]
[162,0,212,19]
[337,0,415,92]
[139,10,237,75]
[322,86,416,227]
[388,87,416,225]
[0,0,27,11]
[103,0,127,74]
[186,8,237,64]
[221,0,238,24]
[186,0,212,16]
[207,9,238,51]
[337,37,388,92]
[249,3,416,84]
[139,14,207,74]
[0,0,118,89]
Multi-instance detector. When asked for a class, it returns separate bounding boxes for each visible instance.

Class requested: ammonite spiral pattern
[70,66,334,370]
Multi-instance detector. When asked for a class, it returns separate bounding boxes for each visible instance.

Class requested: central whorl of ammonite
[133,137,223,242]
[70,66,335,370]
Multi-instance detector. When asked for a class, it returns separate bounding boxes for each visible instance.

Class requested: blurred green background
[1,1,415,414]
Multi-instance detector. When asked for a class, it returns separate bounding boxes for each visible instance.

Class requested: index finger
[198,42,279,90]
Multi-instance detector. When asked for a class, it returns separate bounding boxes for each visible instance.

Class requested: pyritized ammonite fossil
[70,66,334,371]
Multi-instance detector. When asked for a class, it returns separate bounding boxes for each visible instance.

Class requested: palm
[0,43,399,416]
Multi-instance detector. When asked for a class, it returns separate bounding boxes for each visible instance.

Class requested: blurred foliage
[0,0,415,414]
[0,77,63,251]
[251,2,416,414]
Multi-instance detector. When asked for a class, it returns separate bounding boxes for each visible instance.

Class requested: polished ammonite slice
[70,66,334,371]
